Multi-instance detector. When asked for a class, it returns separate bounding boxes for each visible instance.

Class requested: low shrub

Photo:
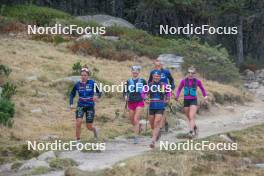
[0,98,15,125]
[1,81,17,99]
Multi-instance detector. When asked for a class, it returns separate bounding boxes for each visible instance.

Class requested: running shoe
[194,125,198,137]
[188,130,194,139]
[149,141,155,149]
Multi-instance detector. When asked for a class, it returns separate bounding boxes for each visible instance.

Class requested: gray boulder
[0,163,12,173]
[52,76,80,84]
[255,163,264,168]
[77,15,135,29]
[19,158,50,171]
[255,69,264,79]
[102,36,120,41]
[40,134,59,141]
[76,33,95,41]
[243,69,255,81]
[157,54,183,70]
[247,81,260,89]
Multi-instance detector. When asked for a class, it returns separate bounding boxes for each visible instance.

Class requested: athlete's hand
[165,98,170,103]
[204,96,209,104]
[124,96,128,101]
[175,97,179,102]
[144,98,150,104]
[93,96,99,102]
[70,104,75,111]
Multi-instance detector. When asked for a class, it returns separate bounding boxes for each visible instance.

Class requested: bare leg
[133,107,143,134]
[184,107,191,130]
[152,114,162,142]
[129,110,136,125]
[189,105,198,131]
[86,123,95,131]
[149,115,155,130]
[76,118,82,140]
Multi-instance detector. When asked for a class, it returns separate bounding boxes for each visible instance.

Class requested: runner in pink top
[175,66,208,138]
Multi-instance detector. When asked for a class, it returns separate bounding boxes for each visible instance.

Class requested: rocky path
[1,99,264,176]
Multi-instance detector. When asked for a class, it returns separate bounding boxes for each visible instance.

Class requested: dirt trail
[2,99,264,176]
[37,99,264,176]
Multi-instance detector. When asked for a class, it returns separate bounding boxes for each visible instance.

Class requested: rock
[0,163,12,173]
[247,82,260,89]
[255,69,264,79]
[243,110,262,119]
[157,54,183,70]
[76,33,96,41]
[52,76,80,84]
[19,158,50,171]
[255,86,264,101]
[243,69,255,81]
[118,162,126,167]
[242,157,252,165]
[30,108,43,114]
[77,15,135,29]
[224,106,235,112]
[102,36,120,41]
[40,134,59,141]
[255,163,264,169]
[26,75,38,82]
[175,119,188,130]
[219,134,235,143]
[37,151,56,161]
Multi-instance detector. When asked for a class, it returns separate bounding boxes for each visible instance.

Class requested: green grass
[1,5,71,25]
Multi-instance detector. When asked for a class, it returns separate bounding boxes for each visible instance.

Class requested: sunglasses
[131,66,141,72]
[188,72,195,74]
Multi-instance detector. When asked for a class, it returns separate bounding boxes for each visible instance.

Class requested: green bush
[1,82,17,99]
[2,5,71,25]
[0,98,15,125]
[0,64,11,77]
[72,61,82,76]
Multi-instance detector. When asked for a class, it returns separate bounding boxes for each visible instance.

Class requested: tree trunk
[237,15,244,65]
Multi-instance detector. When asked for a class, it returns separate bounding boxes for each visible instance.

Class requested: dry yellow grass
[0,36,249,143]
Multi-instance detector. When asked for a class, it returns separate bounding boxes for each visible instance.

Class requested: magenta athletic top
[176,78,207,100]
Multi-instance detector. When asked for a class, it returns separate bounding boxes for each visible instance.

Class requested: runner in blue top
[145,70,172,148]
[148,59,175,132]
[69,67,102,142]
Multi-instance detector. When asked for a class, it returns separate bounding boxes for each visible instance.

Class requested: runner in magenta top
[176,78,207,100]
[175,66,208,138]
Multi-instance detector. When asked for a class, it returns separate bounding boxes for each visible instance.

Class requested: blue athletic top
[69,80,101,107]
